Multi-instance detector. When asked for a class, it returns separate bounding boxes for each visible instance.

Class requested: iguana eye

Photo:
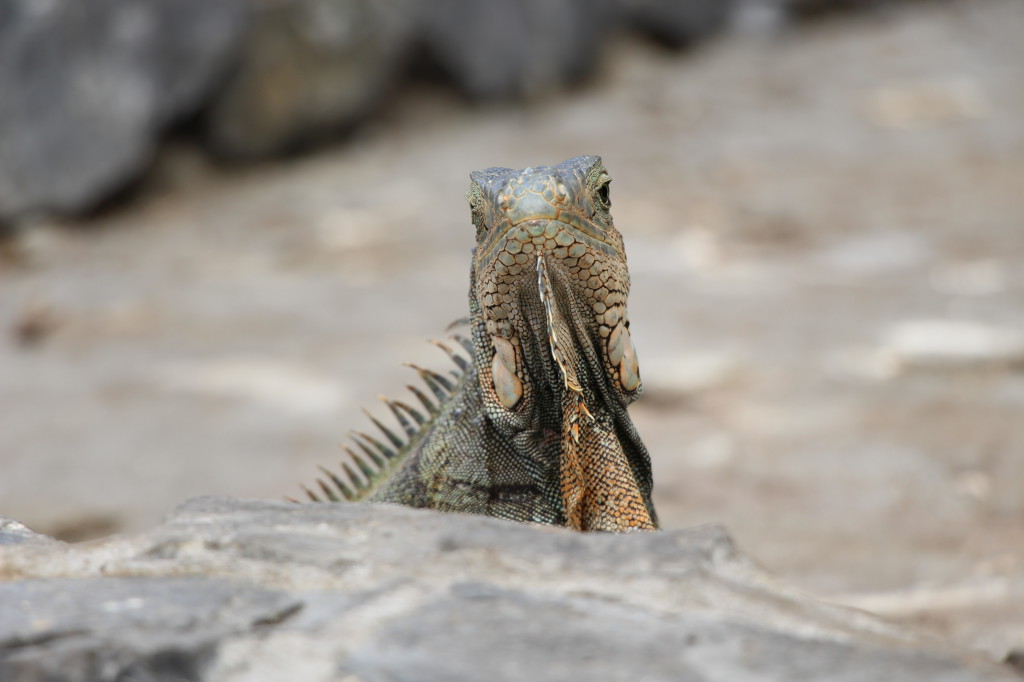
[596,179,611,210]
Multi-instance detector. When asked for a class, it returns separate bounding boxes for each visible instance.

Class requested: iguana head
[468,155,640,408]
[466,155,656,530]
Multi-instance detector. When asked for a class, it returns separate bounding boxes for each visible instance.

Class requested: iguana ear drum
[607,322,640,392]
[491,335,523,408]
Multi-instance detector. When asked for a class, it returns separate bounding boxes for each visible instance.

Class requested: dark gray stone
[415,0,615,100]
[203,0,416,160]
[0,0,246,220]
[618,0,736,48]
[0,497,1017,681]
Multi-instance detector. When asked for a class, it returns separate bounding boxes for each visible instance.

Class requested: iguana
[303,155,658,531]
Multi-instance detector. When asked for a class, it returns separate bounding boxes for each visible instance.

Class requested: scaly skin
[304,156,657,531]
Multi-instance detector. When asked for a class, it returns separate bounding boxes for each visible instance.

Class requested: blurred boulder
[0,0,247,222]
[203,0,417,160]
[618,0,736,48]
[415,0,616,100]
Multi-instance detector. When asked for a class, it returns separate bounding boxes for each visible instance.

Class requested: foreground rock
[0,498,1015,681]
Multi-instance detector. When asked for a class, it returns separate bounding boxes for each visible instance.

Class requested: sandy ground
[2,0,1023,663]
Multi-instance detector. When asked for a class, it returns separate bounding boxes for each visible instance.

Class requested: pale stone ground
[1,0,1022,663]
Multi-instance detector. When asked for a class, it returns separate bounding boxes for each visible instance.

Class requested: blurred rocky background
[1,0,1023,671]
[1,0,899,221]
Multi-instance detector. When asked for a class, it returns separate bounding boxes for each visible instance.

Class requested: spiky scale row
[406,384,438,415]
[361,406,403,449]
[348,439,383,474]
[302,334,470,503]
[406,363,455,401]
[453,334,474,356]
[346,440,379,471]
[432,339,471,373]
[391,399,426,427]
[384,398,417,438]
[319,466,354,501]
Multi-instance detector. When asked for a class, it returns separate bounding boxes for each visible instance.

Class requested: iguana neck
[469,232,656,531]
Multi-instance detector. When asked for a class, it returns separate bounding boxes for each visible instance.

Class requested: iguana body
[305,156,658,531]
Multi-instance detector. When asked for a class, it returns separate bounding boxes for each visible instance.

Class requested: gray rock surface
[203,0,416,160]
[0,497,1016,681]
[0,578,299,681]
[0,0,246,222]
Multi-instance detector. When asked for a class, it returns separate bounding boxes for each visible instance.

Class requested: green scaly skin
[304,156,658,531]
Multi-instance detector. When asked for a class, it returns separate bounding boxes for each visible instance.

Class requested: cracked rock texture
[0,497,1018,681]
